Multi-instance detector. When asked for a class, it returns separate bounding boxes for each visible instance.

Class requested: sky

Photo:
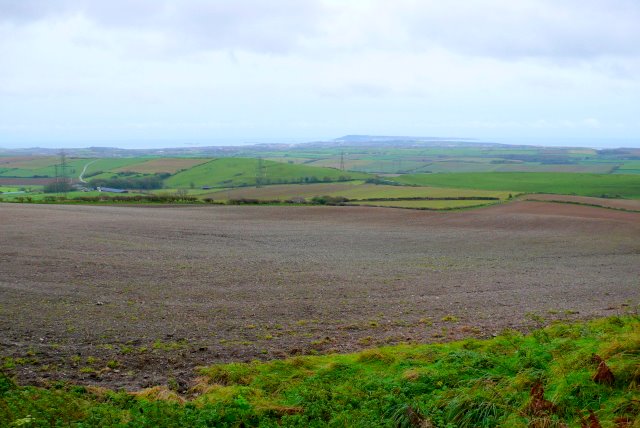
[0,0,639,149]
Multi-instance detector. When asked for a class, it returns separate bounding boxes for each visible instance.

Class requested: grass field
[80,158,150,177]
[0,157,146,180]
[165,158,370,188]
[392,172,640,198]
[1,316,638,427]
[349,199,500,209]
[0,158,88,178]
[113,158,209,174]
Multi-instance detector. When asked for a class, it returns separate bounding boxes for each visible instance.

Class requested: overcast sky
[1,0,639,148]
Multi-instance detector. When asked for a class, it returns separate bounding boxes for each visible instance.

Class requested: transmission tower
[58,150,69,197]
[339,151,345,171]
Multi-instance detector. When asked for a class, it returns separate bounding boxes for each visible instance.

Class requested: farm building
[97,187,128,193]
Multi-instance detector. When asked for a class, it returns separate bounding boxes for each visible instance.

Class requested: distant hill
[0,135,581,157]
[332,135,506,147]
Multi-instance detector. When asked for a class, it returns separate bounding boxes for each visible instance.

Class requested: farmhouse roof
[98,187,128,193]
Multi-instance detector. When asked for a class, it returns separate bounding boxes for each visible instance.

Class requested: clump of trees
[364,177,405,186]
[309,195,349,205]
[227,198,281,205]
[89,174,166,190]
[43,181,74,193]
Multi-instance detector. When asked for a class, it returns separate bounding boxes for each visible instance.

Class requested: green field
[79,158,150,177]
[0,157,146,179]
[349,199,500,209]
[0,158,87,178]
[1,316,638,427]
[392,172,640,198]
[165,158,370,188]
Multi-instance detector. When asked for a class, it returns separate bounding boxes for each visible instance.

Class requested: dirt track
[1,202,638,391]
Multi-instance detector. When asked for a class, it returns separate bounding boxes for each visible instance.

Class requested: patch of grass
[1,316,638,426]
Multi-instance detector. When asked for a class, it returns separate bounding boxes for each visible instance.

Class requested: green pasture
[0,157,146,180]
[80,158,150,177]
[1,316,638,426]
[0,158,87,178]
[165,158,370,188]
[391,172,640,198]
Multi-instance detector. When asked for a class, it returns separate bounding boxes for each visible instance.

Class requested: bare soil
[0,177,56,185]
[1,202,638,391]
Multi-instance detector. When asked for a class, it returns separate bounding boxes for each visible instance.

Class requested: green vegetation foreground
[2,316,638,427]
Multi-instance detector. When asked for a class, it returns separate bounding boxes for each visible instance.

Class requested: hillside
[165,158,370,188]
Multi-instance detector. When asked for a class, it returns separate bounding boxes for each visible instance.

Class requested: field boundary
[521,197,640,213]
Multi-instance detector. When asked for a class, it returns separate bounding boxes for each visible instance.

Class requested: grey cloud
[399,0,640,59]
[0,0,325,54]
[2,0,639,60]
[0,0,69,22]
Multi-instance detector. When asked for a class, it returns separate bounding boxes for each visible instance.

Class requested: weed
[419,317,433,326]
[358,336,374,345]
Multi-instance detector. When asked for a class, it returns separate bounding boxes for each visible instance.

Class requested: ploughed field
[1,202,638,391]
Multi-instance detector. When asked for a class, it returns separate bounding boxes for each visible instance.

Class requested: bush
[310,195,349,205]
[43,181,74,193]
[89,174,165,190]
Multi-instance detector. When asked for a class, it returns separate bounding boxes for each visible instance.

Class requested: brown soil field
[115,158,209,174]
[521,194,640,211]
[0,156,56,169]
[0,177,56,185]
[1,202,638,391]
